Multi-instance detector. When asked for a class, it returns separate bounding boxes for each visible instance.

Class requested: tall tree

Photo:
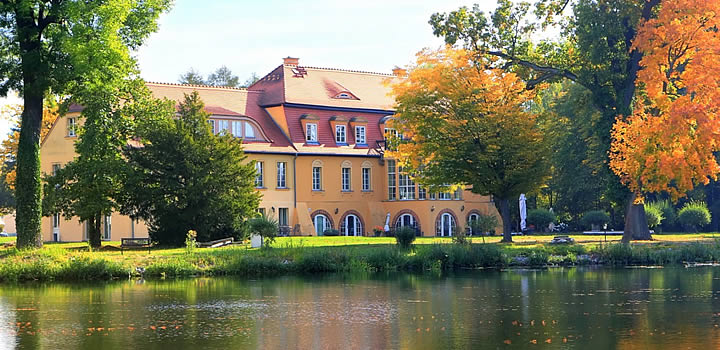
[429,0,661,241]
[0,0,172,248]
[610,0,720,241]
[43,80,172,248]
[122,91,260,246]
[206,66,240,88]
[178,68,205,85]
[389,48,550,243]
[241,72,260,88]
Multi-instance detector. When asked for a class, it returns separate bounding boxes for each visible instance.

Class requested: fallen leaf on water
[545,338,552,343]
[503,340,511,345]
[150,326,156,331]
[563,337,568,343]
[530,339,537,344]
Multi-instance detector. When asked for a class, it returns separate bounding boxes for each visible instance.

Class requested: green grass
[2,234,720,282]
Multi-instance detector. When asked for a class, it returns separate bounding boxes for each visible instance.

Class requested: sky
[0,0,509,138]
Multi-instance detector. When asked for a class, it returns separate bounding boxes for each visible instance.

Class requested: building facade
[39,57,500,242]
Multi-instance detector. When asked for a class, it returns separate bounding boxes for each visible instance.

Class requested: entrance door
[103,215,112,240]
[468,213,479,235]
[314,214,329,235]
[52,213,60,242]
[344,215,362,236]
[439,213,455,237]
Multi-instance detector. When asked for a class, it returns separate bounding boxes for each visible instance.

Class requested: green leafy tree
[241,72,260,88]
[389,48,550,243]
[122,91,260,246]
[43,80,171,248]
[178,68,205,85]
[206,66,240,88]
[0,0,172,248]
[429,0,662,242]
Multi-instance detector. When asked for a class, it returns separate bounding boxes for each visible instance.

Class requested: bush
[395,227,416,249]
[643,204,664,229]
[527,209,555,232]
[678,201,711,232]
[323,229,340,236]
[580,210,610,230]
[653,199,677,231]
[451,229,470,245]
[469,214,498,236]
[248,214,279,247]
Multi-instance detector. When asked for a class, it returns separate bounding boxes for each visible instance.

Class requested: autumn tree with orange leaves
[610,1,720,241]
[389,48,550,243]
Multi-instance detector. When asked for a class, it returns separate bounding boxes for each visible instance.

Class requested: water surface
[1,267,720,349]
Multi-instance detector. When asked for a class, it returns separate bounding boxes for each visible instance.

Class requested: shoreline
[2,238,720,282]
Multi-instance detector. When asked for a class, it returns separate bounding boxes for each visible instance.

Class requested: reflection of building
[40,57,500,242]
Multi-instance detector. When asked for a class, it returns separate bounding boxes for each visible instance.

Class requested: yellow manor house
[39,57,500,242]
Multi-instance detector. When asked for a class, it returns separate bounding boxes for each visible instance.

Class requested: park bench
[197,237,233,248]
[120,238,151,255]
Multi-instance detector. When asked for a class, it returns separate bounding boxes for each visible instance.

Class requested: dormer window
[355,126,366,145]
[335,125,347,144]
[306,123,318,143]
[333,92,358,100]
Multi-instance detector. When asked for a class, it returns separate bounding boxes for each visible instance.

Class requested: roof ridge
[145,81,248,91]
[284,65,394,77]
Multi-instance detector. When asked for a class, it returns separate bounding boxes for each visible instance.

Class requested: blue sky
[1,0,505,137]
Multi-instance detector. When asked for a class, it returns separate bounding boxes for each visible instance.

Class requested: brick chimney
[392,66,407,77]
[283,57,299,66]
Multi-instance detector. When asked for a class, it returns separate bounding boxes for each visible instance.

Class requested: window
[306,123,318,142]
[67,117,76,137]
[436,213,456,237]
[438,191,452,200]
[355,126,366,144]
[418,187,427,200]
[362,167,371,191]
[398,166,415,200]
[384,127,397,140]
[52,213,60,242]
[335,125,347,144]
[244,122,256,138]
[314,214,331,235]
[387,160,396,200]
[218,120,229,134]
[430,192,436,200]
[312,166,322,190]
[103,215,111,240]
[278,208,289,227]
[277,162,287,188]
[454,188,463,200]
[255,162,264,188]
[52,163,61,176]
[232,121,242,137]
[341,167,351,191]
[208,120,215,134]
[341,214,363,236]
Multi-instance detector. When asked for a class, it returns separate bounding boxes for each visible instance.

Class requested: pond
[1,267,720,349]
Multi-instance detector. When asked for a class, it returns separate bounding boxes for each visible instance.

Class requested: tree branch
[486,50,582,89]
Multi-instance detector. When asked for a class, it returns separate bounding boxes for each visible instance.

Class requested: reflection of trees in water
[1,269,720,348]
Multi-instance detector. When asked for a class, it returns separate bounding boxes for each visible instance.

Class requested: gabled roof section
[247,65,285,106]
[283,66,398,110]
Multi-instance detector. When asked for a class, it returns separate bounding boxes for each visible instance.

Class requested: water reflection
[1,268,720,349]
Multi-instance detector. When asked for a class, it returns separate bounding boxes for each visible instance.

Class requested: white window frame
[306,123,318,142]
[335,125,347,144]
[387,160,396,200]
[341,167,351,191]
[312,166,322,191]
[418,187,427,200]
[255,162,264,188]
[395,214,416,230]
[67,117,76,137]
[244,121,256,139]
[103,215,112,240]
[362,167,371,191]
[398,167,415,200]
[355,126,366,144]
[208,120,216,134]
[277,162,287,188]
[341,214,363,236]
[437,213,456,237]
[278,208,289,227]
[218,120,229,134]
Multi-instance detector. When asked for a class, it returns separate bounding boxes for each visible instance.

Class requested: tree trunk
[88,214,102,249]
[15,92,44,249]
[494,197,513,243]
[622,192,651,243]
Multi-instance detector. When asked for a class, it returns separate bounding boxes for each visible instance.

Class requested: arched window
[395,214,416,229]
[340,214,363,236]
[313,214,331,235]
[436,212,457,237]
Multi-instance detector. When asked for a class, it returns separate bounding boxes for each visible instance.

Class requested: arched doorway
[341,214,363,236]
[313,214,331,235]
[394,210,420,236]
[436,211,457,237]
[467,212,480,235]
